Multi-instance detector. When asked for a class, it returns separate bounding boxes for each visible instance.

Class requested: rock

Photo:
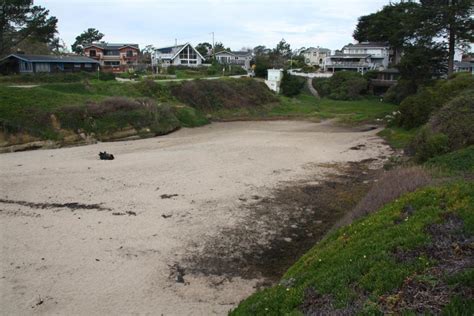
[283,237,292,242]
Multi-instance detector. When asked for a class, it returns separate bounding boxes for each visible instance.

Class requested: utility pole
[175,38,177,48]
[210,32,215,60]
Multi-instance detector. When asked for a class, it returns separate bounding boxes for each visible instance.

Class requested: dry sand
[0,120,392,315]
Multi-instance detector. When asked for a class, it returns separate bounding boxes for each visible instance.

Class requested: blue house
[0,54,100,74]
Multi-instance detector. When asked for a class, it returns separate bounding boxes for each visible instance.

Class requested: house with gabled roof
[152,43,205,68]
[325,42,391,74]
[302,47,331,67]
[0,54,100,74]
[214,50,253,69]
[83,42,140,72]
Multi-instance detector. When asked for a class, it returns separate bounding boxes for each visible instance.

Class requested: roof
[155,45,185,54]
[454,61,472,68]
[155,43,205,61]
[215,50,252,57]
[303,47,331,53]
[329,54,371,59]
[83,43,139,50]
[344,42,389,49]
[2,54,100,64]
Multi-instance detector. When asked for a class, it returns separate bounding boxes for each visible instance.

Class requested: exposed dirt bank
[0,120,392,315]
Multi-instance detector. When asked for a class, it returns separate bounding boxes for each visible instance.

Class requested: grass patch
[377,126,419,149]
[425,146,474,175]
[231,182,474,315]
[270,94,396,124]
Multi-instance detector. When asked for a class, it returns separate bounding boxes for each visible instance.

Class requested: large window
[126,50,133,57]
[105,50,119,56]
[179,45,198,63]
[89,50,96,57]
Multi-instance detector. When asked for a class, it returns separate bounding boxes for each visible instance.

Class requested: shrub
[398,73,474,129]
[410,127,449,163]
[280,71,305,97]
[383,79,418,104]
[133,79,172,101]
[329,72,368,100]
[398,88,437,129]
[429,89,474,151]
[409,89,474,162]
[170,78,276,111]
[312,78,330,97]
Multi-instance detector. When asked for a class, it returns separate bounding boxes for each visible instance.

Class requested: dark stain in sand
[182,160,381,283]
[0,199,111,211]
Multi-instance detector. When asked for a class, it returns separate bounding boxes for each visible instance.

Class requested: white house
[152,43,205,68]
[302,47,331,67]
[265,69,283,93]
[325,42,391,74]
[214,50,253,69]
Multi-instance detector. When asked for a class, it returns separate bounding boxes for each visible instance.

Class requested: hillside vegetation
[231,181,473,315]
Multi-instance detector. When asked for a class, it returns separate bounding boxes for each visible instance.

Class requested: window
[84,63,92,68]
[105,50,119,56]
[89,50,96,57]
[35,63,51,72]
[104,61,120,66]
[126,50,133,57]
[74,63,81,68]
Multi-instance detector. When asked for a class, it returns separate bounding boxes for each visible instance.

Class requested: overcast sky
[36,0,390,52]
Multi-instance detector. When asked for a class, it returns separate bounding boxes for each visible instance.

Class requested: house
[152,43,205,68]
[369,68,400,94]
[83,43,140,72]
[0,54,100,75]
[325,42,391,74]
[454,61,473,74]
[265,69,283,93]
[214,50,253,69]
[302,47,331,67]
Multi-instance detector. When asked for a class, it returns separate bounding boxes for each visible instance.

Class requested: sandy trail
[0,120,391,315]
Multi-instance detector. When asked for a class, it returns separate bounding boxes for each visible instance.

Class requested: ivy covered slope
[231,182,474,315]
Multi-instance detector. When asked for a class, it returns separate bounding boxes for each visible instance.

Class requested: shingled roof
[1,54,100,63]
[83,43,139,50]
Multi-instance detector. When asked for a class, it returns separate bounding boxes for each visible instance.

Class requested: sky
[36,0,390,52]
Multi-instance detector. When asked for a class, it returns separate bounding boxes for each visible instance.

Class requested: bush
[429,89,474,151]
[383,79,418,104]
[410,127,449,163]
[170,78,276,111]
[398,88,437,129]
[310,72,368,100]
[409,89,474,162]
[280,71,305,97]
[329,71,368,100]
[398,73,474,129]
[312,78,330,97]
[133,79,172,101]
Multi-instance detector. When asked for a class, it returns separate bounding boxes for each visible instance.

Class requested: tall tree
[213,41,228,53]
[353,1,421,64]
[71,28,104,54]
[195,42,212,57]
[140,44,155,64]
[419,0,474,75]
[0,0,58,56]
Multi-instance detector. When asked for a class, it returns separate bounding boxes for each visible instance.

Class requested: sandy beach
[0,120,392,315]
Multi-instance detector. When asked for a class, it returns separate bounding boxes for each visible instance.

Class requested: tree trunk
[447,23,455,76]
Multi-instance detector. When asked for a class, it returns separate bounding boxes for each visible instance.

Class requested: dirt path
[0,120,392,315]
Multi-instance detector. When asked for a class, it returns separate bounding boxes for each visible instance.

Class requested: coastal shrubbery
[280,71,306,97]
[170,78,276,110]
[312,71,368,100]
